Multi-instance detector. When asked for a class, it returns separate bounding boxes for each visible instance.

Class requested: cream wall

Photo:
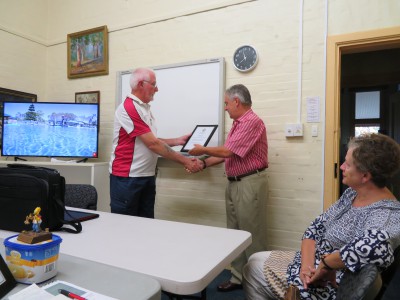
[328,0,400,35]
[1,0,399,250]
[0,0,47,98]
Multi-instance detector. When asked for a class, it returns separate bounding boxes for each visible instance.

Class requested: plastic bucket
[4,234,62,284]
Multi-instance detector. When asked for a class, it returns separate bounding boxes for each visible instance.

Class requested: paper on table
[43,280,117,300]
[8,283,62,300]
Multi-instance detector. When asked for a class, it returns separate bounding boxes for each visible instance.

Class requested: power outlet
[293,123,303,136]
[285,124,294,136]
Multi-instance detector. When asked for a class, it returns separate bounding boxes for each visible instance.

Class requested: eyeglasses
[142,80,157,88]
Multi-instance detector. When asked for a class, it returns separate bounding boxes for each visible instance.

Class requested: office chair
[337,246,400,300]
[65,184,98,210]
[336,264,382,300]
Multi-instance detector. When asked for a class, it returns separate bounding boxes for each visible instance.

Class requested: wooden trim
[324,27,400,211]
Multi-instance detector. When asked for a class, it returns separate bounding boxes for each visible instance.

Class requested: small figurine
[18,207,52,244]
[24,207,42,233]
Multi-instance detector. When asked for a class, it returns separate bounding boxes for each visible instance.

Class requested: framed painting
[75,91,100,104]
[67,25,109,79]
[0,87,37,150]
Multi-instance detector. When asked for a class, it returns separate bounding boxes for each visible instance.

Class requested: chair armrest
[337,264,382,300]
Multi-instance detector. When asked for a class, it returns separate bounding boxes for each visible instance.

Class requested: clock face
[233,45,258,72]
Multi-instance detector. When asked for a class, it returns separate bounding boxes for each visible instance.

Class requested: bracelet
[202,160,207,170]
[321,255,334,271]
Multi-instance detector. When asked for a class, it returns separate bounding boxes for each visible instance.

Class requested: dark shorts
[110,174,156,218]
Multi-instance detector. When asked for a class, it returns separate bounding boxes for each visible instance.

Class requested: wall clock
[233,45,259,72]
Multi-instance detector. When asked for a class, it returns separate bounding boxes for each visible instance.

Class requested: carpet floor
[161,269,245,300]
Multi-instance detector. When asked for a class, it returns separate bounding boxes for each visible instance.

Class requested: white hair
[129,68,155,90]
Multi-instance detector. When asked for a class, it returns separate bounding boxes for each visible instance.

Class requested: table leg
[162,288,206,300]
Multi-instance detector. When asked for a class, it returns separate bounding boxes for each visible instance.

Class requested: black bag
[0,164,82,233]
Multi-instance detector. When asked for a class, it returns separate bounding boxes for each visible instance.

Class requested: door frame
[324,26,400,210]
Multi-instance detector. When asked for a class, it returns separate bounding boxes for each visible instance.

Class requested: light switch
[311,125,318,137]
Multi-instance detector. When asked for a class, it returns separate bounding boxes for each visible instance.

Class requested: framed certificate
[0,254,16,299]
[181,125,218,152]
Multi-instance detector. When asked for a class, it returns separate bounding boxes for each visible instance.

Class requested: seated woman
[243,133,400,300]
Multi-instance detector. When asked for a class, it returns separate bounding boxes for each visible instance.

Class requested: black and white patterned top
[287,187,400,299]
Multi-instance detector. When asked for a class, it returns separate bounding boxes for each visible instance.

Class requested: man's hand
[184,158,203,173]
[188,144,205,156]
[176,133,191,146]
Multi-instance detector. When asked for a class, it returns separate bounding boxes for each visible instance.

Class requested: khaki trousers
[225,170,268,284]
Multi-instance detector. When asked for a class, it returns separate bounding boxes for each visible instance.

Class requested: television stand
[0,160,109,212]
[14,157,27,162]
[76,158,88,163]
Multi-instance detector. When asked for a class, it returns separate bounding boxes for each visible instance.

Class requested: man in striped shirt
[189,84,268,293]
[109,68,202,218]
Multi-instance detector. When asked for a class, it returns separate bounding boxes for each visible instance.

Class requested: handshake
[184,144,206,174]
[184,157,206,174]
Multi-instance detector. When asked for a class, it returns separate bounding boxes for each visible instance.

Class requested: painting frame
[67,25,109,79]
[0,87,37,103]
[0,87,37,150]
[0,254,17,298]
[75,91,100,104]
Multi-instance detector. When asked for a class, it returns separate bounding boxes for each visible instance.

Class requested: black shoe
[217,281,243,292]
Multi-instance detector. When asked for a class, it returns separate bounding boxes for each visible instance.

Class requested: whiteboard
[117,58,225,148]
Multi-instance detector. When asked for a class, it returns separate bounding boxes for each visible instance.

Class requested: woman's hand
[300,239,316,289]
[308,265,338,288]
[300,265,315,289]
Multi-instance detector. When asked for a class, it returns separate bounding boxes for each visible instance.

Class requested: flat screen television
[1,102,99,160]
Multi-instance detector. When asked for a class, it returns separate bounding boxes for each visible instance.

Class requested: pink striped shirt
[224,109,268,177]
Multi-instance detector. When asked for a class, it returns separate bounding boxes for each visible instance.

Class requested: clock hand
[239,52,247,63]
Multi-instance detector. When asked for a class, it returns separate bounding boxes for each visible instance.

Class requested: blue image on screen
[1,102,99,158]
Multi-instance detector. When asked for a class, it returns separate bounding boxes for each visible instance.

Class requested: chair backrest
[336,264,382,300]
[337,245,400,300]
[381,264,400,300]
[378,245,400,299]
[65,184,97,210]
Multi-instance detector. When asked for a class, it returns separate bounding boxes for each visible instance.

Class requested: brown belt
[227,168,266,182]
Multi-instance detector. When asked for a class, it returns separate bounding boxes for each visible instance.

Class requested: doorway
[324,27,400,209]
[340,48,400,196]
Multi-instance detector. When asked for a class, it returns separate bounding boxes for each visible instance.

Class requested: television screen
[1,102,99,159]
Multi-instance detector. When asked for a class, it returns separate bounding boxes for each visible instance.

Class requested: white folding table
[0,209,251,298]
[0,239,161,300]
